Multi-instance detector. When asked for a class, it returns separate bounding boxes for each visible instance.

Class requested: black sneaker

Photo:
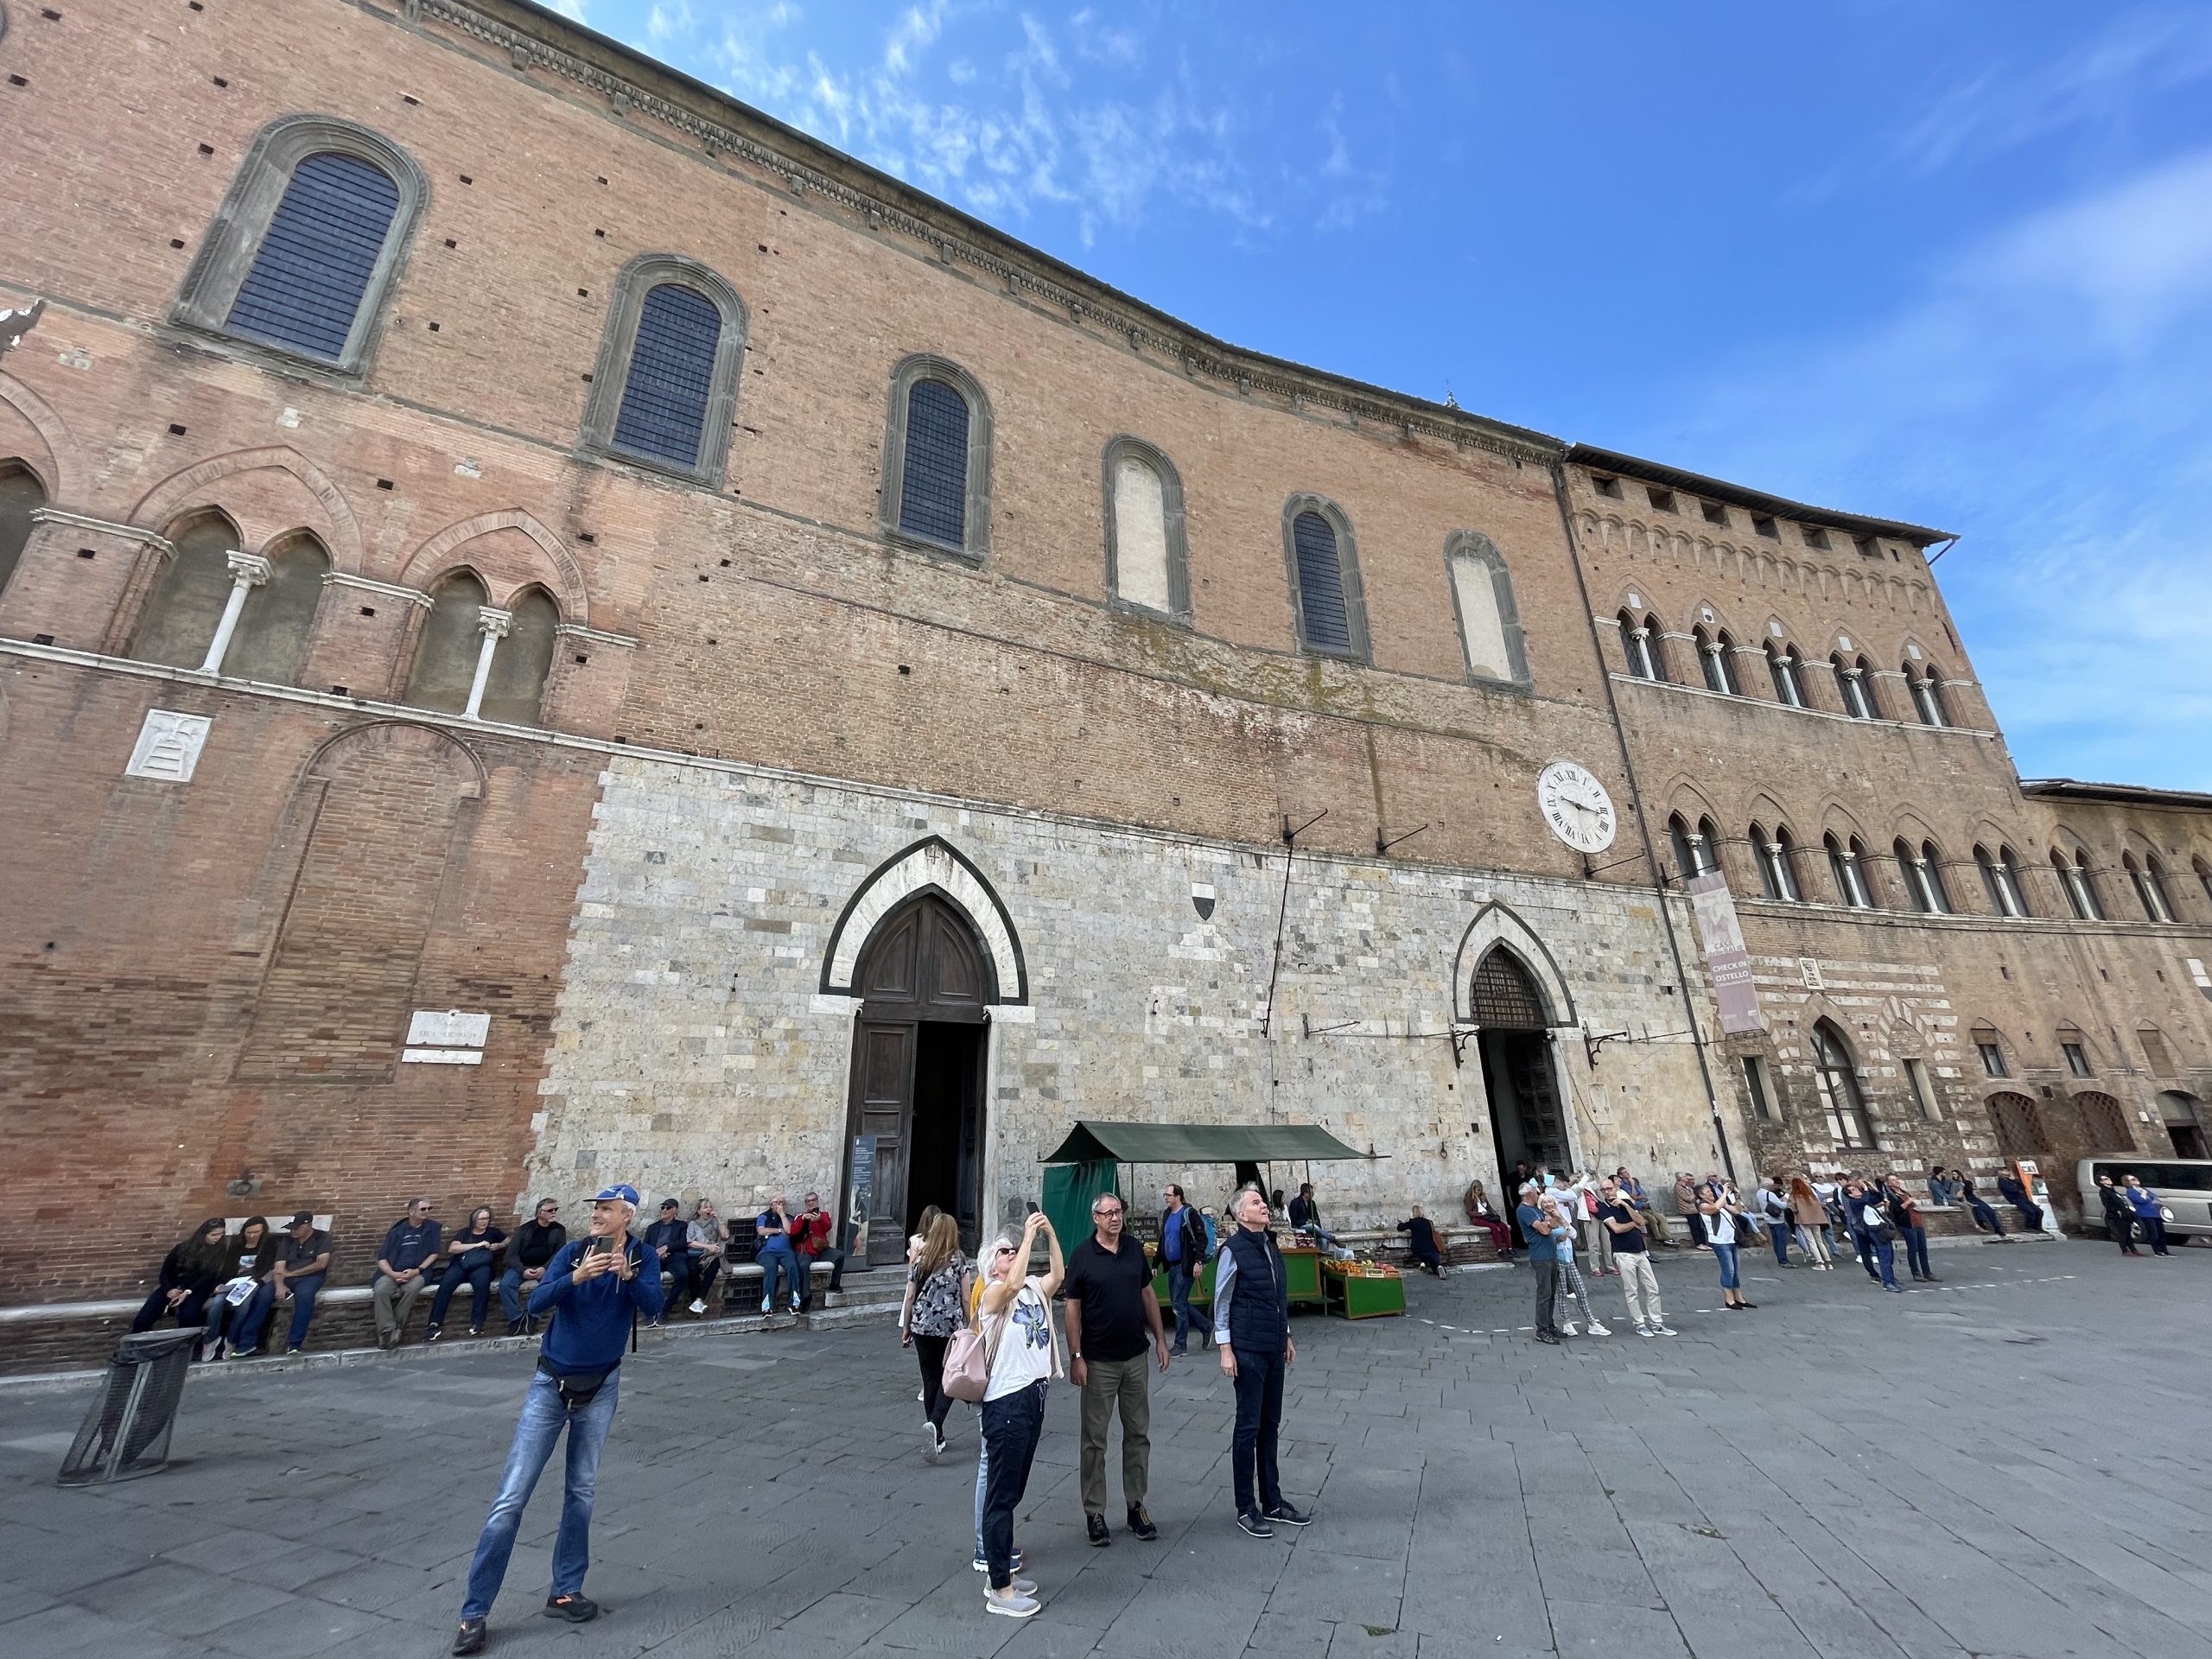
[1262,1502,1313,1527]
[425,1323,443,1343]
[505,1318,525,1337]
[1127,1503,1159,1541]
[1236,1510,1275,1539]
[452,1618,486,1656]
[1087,1512,1112,1547]
[543,1593,600,1623]
[1535,1331,1561,1345]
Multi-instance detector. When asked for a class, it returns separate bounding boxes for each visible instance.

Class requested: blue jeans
[979,1381,1047,1591]
[1770,1221,1790,1265]
[1902,1226,1931,1278]
[429,1262,493,1331]
[756,1247,798,1307]
[1230,1345,1286,1516]
[461,1370,620,1621]
[1166,1262,1195,1349]
[1967,1198,2005,1236]
[499,1266,540,1325]
[1713,1242,1740,1291]
[231,1275,326,1351]
[1869,1236,1897,1287]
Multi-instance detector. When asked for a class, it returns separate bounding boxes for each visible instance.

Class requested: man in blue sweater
[452,1184,663,1656]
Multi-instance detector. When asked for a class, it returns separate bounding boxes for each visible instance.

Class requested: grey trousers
[1532,1259,1560,1336]
[1078,1354,1151,1515]
[372,1274,428,1340]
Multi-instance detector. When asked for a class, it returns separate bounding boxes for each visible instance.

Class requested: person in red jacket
[791,1191,848,1311]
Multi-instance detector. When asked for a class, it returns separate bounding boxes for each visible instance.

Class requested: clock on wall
[1536,760,1617,855]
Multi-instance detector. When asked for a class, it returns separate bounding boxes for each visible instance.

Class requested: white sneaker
[1560,1321,1579,1337]
[924,1423,942,1463]
[689,1299,707,1315]
[1636,1324,1656,1338]
[760,1298,772,1314]
[1650,1324,1677,1336]
[985,1588,1040,1618]
[791,1294,804,1313]
[1586,1321,1611,1337]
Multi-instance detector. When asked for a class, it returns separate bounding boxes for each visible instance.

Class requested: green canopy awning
[1039,1121,1376,1166]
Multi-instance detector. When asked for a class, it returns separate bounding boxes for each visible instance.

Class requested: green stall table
[1322,1259,1406,1319]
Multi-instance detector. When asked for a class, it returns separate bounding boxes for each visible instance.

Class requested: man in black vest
[1212,1184,1313,1538]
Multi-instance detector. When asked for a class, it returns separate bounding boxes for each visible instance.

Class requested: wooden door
[851,1019,917,1266]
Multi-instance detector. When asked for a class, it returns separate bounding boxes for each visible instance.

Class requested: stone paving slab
[1,1240,2207,1659]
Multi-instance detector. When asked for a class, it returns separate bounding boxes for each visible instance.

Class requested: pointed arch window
[1755,825,1802,901]
[1102,437,1189,619]
[1975,845,2028,918]
[1826,833,1873,908]
[1694,626,1739,695]
[1467,948,1549,1028]
[1897,837,1950,913]
[1444,531,1529,686]
[1282,496,1369,661]
[1669,813,1713,883]
[580,257,748,486]
[880,355,994,563]
[401,572,562,724]
[2054,848,2103,920]
[1767,643,1806,707]
[130,512,248,671]
[2126,854,2177,924]
[1811,1020,1875,1147]
[2196,856,2212,909]
[0,461,48,600]
[174,116,427,376]
[1910,664,1951,727]
[221,533,329,686]
[1619,610,1664,679]
[1832,652,1873,719]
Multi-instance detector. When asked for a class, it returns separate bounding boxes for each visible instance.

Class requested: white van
[2076,1158,2212,1242]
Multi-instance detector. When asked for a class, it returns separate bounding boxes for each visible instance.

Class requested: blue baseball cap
[592,1184,640,1205]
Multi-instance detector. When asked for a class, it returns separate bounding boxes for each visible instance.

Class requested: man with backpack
[1159,1184,1207,1356]
[450,1184,663,1656]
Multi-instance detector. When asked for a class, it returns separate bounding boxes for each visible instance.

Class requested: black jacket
[511,1218,568,1269]
[157,1243,222,1298]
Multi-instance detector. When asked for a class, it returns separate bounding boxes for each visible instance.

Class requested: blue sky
[550,1,2212,790]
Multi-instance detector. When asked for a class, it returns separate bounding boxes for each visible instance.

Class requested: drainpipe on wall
[1546,460,1738,1185]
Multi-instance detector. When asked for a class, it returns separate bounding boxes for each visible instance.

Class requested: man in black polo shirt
[1064,1192,1170,1547]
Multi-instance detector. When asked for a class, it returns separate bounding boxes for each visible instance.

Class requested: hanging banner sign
[1685,870,1765,1033]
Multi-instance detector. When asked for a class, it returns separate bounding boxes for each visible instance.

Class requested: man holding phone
[451,1184,662,1656]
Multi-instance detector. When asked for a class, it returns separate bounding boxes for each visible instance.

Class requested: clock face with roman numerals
[1536,761,1617,855]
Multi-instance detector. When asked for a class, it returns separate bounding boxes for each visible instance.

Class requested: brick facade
[1,0,2208,1326]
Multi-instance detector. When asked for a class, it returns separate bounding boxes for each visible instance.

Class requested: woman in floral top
[902,1213,969,1459]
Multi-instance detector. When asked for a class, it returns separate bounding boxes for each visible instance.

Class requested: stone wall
[530,754,1744,1232]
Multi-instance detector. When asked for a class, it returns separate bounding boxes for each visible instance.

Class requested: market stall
[1039,1120,1390,1320]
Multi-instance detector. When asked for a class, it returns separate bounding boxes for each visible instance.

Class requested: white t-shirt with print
[984,1278,1058,1401]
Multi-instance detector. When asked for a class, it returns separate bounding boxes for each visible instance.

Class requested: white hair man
[451,1183,663,1656]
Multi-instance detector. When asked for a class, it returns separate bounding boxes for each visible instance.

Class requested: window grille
[1468,950,1547,1028]
[611,283,721,469]
[899,378,970,546]
[225,151,401,362]
[1291,511,1352,652]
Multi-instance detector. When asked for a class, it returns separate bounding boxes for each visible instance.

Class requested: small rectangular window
[1904,1058,1940,1122]
[1742,1055,1778,1123]
[2141,1028,2175,1077]
[1976,1040,2007,1078]
[1647,487,1677,513]
[1700,500,1728,526]
[1592,474,1622,499]
[2063,1041,2092,1077]
[1853,533,1881,559]
[1802,526,1831,550]
[1752,515,1778,540]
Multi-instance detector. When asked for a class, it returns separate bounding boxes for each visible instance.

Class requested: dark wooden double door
[845,894,990,1265]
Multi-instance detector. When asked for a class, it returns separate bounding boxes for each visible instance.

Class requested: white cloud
[548,0,588,21]
[1895,10,2212,174]
[1644,149,2212,787]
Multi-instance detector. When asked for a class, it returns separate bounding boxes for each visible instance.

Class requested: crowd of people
[1506,1157,2073,1338]
[130,1188,852,1360]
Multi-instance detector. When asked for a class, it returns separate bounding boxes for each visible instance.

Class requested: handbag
[941,1300,1007,1404]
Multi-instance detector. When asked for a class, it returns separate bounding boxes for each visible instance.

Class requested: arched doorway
[1468,948,1568,1219]
[1986,1090,2049,1160]
[2158,1091,2208,1160]
[843,893,993,1264]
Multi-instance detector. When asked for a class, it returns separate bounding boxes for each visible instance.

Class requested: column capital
[474,606,513,639]
[226,550,272,587]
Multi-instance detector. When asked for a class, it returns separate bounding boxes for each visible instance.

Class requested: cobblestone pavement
[3,1236,2208,1659]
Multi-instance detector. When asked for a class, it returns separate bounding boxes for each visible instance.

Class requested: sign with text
[1685,871,1764,1033]
[848,1135,878,1260]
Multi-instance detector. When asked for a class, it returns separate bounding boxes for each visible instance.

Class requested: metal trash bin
[57,1326,200,1486]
